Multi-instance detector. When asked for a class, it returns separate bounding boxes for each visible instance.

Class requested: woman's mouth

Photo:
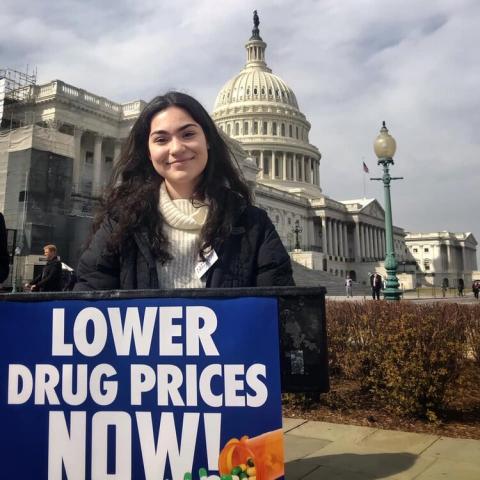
[166,157,192,165]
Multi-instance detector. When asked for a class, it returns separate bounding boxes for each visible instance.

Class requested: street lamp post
[371,122,403,301]
[292,220,302,250]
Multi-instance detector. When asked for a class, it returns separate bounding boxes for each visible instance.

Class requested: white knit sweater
[157,183,209,288]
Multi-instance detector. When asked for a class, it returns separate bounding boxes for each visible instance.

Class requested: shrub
[326,301,474,419]
[465,305,480,364]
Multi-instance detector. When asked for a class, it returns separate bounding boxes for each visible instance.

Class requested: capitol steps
[291,261,371,296]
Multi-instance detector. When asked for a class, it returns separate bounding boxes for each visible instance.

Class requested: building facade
[0,14,476,289]
[405,231,478,287]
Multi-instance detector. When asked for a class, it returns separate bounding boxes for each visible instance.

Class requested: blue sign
[0,296,284,480]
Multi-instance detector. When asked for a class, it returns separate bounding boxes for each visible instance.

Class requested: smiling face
[148,106,209,199]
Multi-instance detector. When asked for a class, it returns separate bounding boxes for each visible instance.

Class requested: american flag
[362,161,369,173]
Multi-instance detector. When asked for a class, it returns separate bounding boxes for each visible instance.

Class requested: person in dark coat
[27,244,63,292]
[472,280,479,300]
[0,212,9,283]
[75,91,294,290]
[370,272,382,300]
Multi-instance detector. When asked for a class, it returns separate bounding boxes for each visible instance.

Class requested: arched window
[253,122,258,134]
[243,122,249,135]
[226,124,231,135]
[263,121,268,134]
[281,124,285,136]
[272,122,277,135]
[289,125,293,137]
[235,123,240,136]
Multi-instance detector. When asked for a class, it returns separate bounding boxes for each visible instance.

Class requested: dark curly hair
[91,91,252,263]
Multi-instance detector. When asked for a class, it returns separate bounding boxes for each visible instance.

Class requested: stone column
[337,221,342,257]
[376,228,381,259]
[370,226,375,259]
[334,220,339,256]
[343,223,348,258]
[461,244,467,272]
[260,151,264,179]
[380,229,384,258]
[338,221,344,259]
[92,133,103,197]
[363,225,368,259]
[282,152,287,180]
[327,219,333,255]
[366,226,371,259]
[72,127,84,194]
[373,228,378,259]
[113,139,122,165]
[293,154,298,181]
[322,217,327,255]
[271,151,276,179]
[354,222,361,261]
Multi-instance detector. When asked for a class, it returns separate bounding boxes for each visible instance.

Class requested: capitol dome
[212,12,322,197]
[214,70,299,110]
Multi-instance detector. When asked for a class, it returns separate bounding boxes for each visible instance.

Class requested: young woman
[74,91,294,290]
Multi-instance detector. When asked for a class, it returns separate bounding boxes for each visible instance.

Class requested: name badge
[194,249,218,279]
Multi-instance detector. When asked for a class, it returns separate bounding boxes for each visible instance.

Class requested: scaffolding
[0,66,37,127]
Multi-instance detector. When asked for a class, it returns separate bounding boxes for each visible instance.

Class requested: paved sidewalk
[327,294,478,304]
[284,418,480,479]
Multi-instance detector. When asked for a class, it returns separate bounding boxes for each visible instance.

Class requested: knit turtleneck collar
[159,182,208,230]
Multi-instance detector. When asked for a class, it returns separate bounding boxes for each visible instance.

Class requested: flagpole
[362,157,366,199]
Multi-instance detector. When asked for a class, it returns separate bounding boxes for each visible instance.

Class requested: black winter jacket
[32,256,63,292]
[74,205,294,291]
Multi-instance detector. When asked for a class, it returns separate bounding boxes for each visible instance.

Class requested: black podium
[0,286,328,393]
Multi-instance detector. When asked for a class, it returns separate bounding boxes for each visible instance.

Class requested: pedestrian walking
[370,273,382,300]
[345,275,353,297]
[441,278,448,298]
[457,278,464,297]
[26,244,62,292]
[472,280,480,300]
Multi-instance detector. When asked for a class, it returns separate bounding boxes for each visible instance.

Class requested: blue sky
[2,0,479,253]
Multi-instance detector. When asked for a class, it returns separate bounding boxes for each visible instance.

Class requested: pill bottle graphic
[218,429,284,480]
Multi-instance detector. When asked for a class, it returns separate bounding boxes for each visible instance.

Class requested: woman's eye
[183,131,195,138]
[155,137,168,144]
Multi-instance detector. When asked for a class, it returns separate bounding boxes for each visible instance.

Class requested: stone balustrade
[33,80,145,120]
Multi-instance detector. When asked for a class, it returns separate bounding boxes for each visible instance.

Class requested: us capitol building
[0,13,477,290]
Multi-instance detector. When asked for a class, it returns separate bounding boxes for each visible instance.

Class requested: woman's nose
[170,136,185,154]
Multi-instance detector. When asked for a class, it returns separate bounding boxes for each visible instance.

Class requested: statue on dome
[251,10,262,40]
[253,10,259,28]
